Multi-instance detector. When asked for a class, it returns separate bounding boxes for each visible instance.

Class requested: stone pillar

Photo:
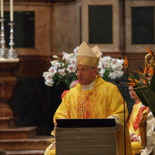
[0,59,19,117]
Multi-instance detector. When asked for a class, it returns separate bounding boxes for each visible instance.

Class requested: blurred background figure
[61,80,79,99]
[128,86,149,155]
[140,110,155,155]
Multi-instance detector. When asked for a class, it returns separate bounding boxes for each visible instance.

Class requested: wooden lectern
[56,118,117,155]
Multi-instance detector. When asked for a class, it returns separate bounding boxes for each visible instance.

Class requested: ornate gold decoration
[145,53,155,67]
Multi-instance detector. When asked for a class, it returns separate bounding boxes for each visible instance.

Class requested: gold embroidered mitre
[77,42,100,67]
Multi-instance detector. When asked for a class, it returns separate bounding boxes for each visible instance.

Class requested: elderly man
[45,42,132,155]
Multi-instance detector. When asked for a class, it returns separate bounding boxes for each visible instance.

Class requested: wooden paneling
[11,51,146,78]
[102,51,146,71]
[6,0,76,3]
[125,52,146,71]
[15,55,52,77]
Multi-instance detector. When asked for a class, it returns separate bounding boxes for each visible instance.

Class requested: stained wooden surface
[56,127,116,155]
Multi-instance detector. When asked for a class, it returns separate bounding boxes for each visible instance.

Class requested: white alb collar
[82,81,95,90]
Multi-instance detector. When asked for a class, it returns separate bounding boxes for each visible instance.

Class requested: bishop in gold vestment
[45,42,132,155]
[53,76,132,155]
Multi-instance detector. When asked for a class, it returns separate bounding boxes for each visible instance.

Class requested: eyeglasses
[75,68,94,74]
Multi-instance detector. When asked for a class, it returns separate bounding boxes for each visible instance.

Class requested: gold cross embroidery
[78,104,86,118]
[78,90,93,118]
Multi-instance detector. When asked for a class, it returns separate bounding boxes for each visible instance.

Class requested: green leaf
[147,88,155,117]
[134,87,149,107]
[134,86,155,117]
[132,70,149,86]
[128,73,140,85]
[150,74,155,91]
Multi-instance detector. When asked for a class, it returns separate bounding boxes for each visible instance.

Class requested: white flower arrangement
[43,47,78,87]
[98,56,124,81]
[43,47,124,87]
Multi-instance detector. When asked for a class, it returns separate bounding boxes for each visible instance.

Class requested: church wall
[4,0,154,74]
[51,1,81,54]
[2,0,155,135]
[125,0,155,53]
[4,1,81,78]
[4,2,52,55]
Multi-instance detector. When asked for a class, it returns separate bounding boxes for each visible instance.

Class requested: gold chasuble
[53,76,132,155]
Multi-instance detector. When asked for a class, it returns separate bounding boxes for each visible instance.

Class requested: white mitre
[76,42,100,67]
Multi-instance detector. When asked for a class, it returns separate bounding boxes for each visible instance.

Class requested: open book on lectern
[56,118,116,128]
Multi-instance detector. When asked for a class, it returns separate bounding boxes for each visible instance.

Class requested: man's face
[76,65,97,85]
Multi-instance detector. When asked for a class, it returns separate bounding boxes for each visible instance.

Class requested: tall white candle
[1,0,4,18]
[10,0,13,21]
